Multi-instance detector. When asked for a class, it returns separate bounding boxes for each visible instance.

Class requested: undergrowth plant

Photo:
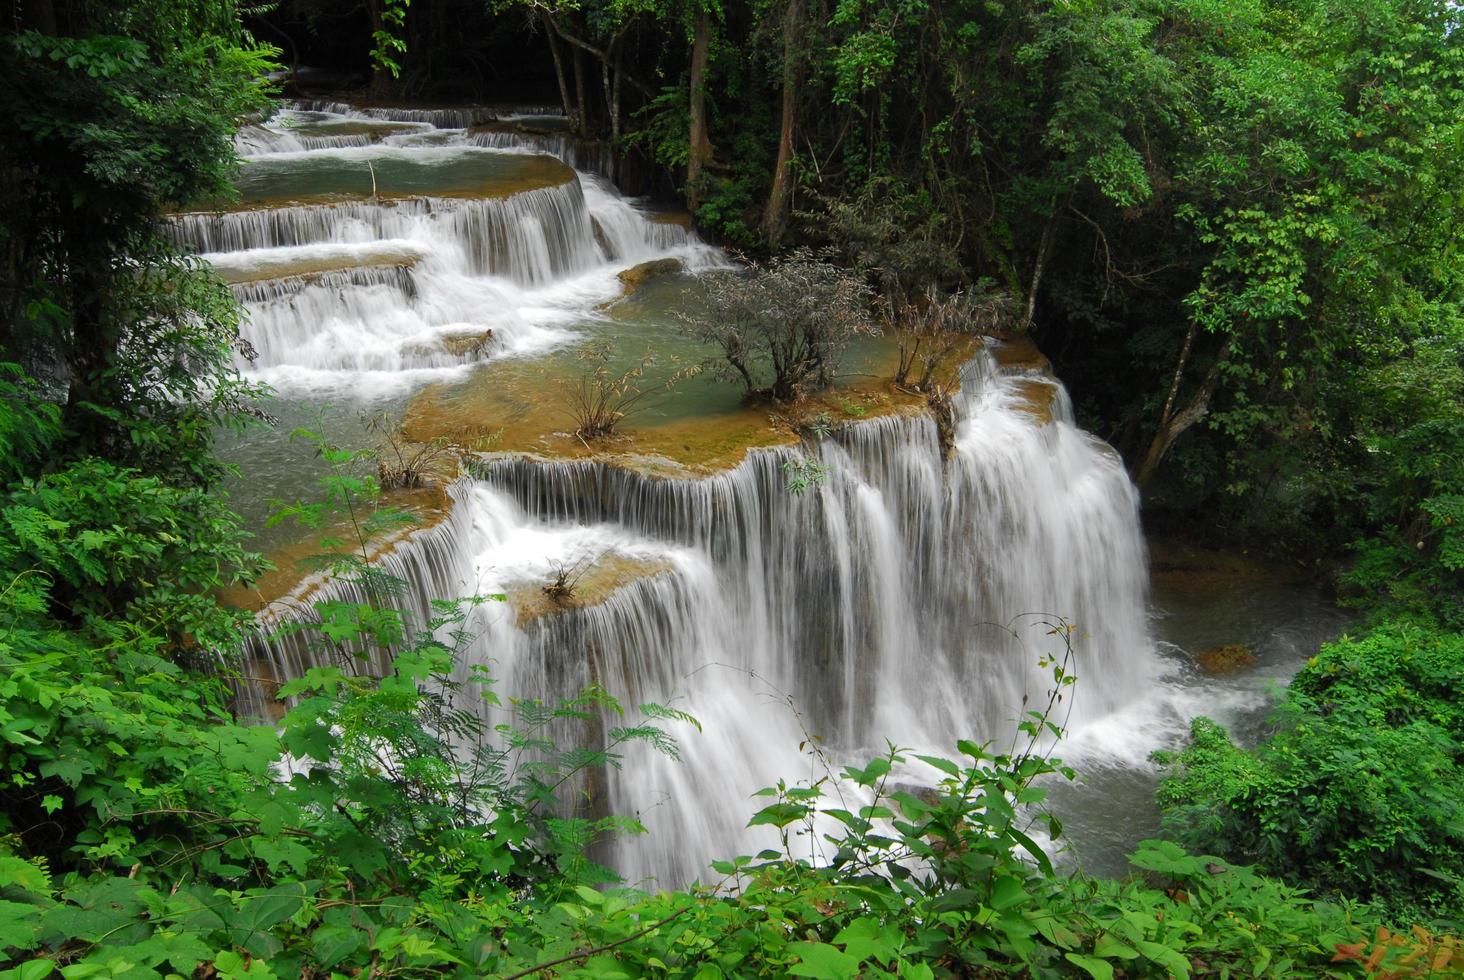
[360,411,497,492]
[558,343,696,443]
[1,420,1453,978]
[1158,623,1464,926]
[0,428,700,977]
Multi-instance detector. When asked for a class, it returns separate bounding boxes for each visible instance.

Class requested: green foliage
[371,0,413,79]
[633,85,695,169]
[1334,335,1464,627]
[3,589,1416,976]
[1,1,275,483]
[0,363,261,647]
[0,366,61,484]
[807,178,967,303]
[0,430,702,977]
[1158,623,1464,925]
[782,454,827,493]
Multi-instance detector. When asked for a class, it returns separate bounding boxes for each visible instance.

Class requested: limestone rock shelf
[181,147,575,214]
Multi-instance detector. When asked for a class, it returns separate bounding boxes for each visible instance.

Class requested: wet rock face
[400,329,495,363]
[440,330,495,359]
[1194,643,1258,674]
[617,257,684,295]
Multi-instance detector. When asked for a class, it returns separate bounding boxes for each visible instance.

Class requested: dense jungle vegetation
[2,0,1463,975]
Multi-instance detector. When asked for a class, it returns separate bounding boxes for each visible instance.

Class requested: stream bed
[1050,541,1352,876]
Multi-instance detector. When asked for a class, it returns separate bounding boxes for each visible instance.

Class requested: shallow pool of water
[1046,540,1353,877]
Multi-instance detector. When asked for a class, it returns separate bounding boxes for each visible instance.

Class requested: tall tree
[685,1,713,211]
[1,0,275,484]
[760,0,802,245]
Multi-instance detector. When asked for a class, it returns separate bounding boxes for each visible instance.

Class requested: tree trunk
[544,22,580,135]
[573,47,589,136]
[1025,211,1057,326]
[761,0,802,247]
[21,0,58,33]
[1135,339,1231,487]
[686,6,712,212]
[600,36,625,144]
[610,44,624,144]
[1156,319,1199,431]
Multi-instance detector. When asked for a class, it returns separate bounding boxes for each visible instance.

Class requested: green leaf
[788,942,860,980]
[0,856,50,892]
[1136,940,1191,979]
[1064,953,1115,980]
[914,754,960,777]
[311,927,363,969]
[989,875,1026,911]
[1,961,58,980]
[0,901,44,950]
[833,917,901,963]
[747,802,809,828]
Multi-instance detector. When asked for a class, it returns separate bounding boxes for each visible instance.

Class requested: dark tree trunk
[686,6,712,212]
[573,47,590,136]
[1136,337,1232,486]
[544,18,580,134]
[20,0,58,33]
[610,42,623,143]
[761,0,802,246]
[1025,210,1057,326]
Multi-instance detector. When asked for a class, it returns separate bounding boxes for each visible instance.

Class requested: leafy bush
[1,605,1424,978]
[1158,623,1464,925]
[807,177,967,303]
[0,435,700,976]
[1335,336,1464,629]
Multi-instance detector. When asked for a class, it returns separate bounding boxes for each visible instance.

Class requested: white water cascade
[244,350,1154,888]
[214,102,1157,889]
[175,105,721,393]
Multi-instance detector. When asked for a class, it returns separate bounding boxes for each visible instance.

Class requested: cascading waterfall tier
[243,344,1153,888]
[286,99,509,128]
[174,106,721,385]
[471,130,618,182]
[171,184,590,274]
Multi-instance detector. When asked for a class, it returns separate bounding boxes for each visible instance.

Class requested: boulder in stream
[618,257,684,295]
[1193,643,1257,674]
[402,329,494,362]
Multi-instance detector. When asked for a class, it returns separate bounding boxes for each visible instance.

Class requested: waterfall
[243,347,1153,887]
[220,99,1153,889]
[285,99,504,128]
[471,130,618,181]
[173,111,721,384]
[172,185,590,271]
[236,127,376,156]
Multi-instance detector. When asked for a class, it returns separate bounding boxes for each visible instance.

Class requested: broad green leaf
[1065,953,1115,980]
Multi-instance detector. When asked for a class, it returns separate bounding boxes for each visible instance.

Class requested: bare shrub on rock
[362,411,492,490]
[558,342,698,442]
[889,285,1017,391]
[678,250,874,404]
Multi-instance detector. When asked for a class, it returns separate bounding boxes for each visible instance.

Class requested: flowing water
[191,101,1347,889]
